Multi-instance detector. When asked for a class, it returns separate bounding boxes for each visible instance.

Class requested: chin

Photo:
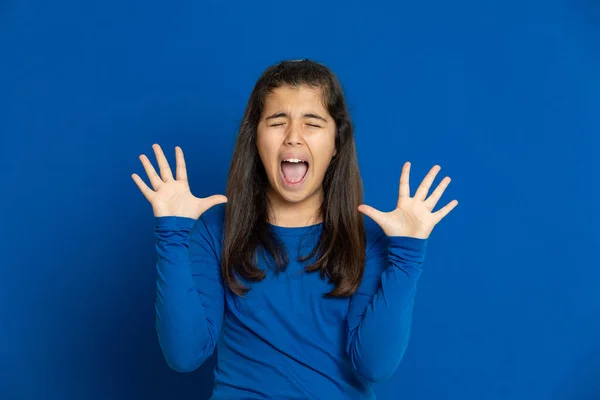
[270,183,310,204]
[279,189,313,204]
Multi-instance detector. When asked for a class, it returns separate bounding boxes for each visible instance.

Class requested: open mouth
[280,158,309,187]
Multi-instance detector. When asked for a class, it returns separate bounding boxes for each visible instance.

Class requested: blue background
[1,1,599,399]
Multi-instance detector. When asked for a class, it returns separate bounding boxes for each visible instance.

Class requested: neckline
[267,222,323,236]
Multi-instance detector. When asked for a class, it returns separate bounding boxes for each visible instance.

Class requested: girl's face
[256,84,337,218]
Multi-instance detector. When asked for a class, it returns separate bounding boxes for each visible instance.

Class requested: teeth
[283,158,304,163]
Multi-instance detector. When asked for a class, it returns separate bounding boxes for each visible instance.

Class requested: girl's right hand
[132,144,227,219]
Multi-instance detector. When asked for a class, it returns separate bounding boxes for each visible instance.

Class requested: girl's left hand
[358,162,458,239]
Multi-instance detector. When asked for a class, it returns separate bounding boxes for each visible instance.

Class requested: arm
[352,161,457,382]
[154,214,224,373]
[346,230,428,382]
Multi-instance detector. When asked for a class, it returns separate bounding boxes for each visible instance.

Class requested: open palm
[358,162,458,239]
[131,144,227,219]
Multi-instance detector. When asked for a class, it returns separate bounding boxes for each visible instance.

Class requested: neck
[266,189,323,227]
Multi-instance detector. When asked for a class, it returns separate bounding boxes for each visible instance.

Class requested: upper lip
[280,152,310,164]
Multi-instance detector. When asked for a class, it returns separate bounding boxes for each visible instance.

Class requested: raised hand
[131,144,227,219]
[358,162,458,239]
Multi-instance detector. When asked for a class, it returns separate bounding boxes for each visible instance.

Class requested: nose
[284,122,304,146]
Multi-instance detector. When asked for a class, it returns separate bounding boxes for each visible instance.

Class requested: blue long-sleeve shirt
[154,204,427,399]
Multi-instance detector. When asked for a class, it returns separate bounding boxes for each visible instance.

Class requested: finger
[152,143,174,181]
[357,204,388,229]
[398,161,411,203]
[433,199,458,223]
[139,154,163,190]
[414,165,441,201]
[199,194,228,214]
[131,173,155,202]
[175,146,188,181]
[424,176,451,210]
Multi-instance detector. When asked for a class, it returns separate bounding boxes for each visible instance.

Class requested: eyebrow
[265,112,327,122]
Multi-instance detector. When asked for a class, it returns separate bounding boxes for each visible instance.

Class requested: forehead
[263,85,326,112]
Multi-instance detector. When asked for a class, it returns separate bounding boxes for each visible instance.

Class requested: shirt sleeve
[345,228,428,382]
[154,215,225,373]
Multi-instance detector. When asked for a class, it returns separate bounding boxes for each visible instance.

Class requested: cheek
[310,145,336,176]
[312,133,336,161]
[256,137,278,172]
[314,155,334,176]
[256,131,268,156]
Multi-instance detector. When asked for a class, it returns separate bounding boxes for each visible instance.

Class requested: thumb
[357,204,386,226]
[199,194,228,214]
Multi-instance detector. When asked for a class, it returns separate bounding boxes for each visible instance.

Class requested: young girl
[132,60,457,399]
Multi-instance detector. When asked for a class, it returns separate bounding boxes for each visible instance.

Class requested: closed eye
[269,122,322,128]
[269,123,321,128]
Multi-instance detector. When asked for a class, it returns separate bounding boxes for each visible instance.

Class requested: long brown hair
[222,59,366,297]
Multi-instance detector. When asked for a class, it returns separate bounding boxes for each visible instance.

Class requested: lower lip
[279,164,309,189]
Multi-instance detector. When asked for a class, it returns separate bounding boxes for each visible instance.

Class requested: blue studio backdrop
[1,1,599,399]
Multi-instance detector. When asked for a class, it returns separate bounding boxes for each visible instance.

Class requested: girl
[132,60,457,399]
